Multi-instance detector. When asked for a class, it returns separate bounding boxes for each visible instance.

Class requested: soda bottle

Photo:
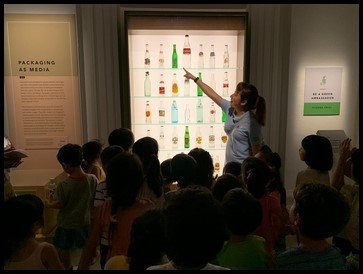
[184,78,190,96]
[171,100,178,124]
[159,126,165,149]
[209,125,215,148]
[145,101,151,124]
[221,132,228,147]
[196,126,202,147]
[144,44,150,68]
[144,71,151,97]
[197,72,203,96]
[172,73,178,96]
[209,44,215,68]
[223,71,229,97]
[198,44,204,68]
[196,98,203,123]
[158,43,164,68]
[183,34,191,68]
[184,126,190,149]
[159,101,165,124]
[214,155,220,173]
[172,126,178,149]
[159,74,165,95]
[223,44,229,68]
[209,102,216,123]
[210,73,216,91]
[184,104,190,123]
[222,111,227,122]
[172,44,178,69]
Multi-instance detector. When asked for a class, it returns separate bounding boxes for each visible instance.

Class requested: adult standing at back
[183,68,266,164]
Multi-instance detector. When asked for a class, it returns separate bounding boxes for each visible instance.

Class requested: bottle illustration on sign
[196,98,203,123]
[222,111,227,122]
[320,75,327,85]
[184,78,190,96]
[209,102,216,123]
[223,71,229,97]
[172,44,178,69]
[183,34,191,68]
[145,101,151,124]
[210,73,216,91]
[158,101,165,124]
[172,126,178,149]
[158,43,164,68]
[159,126,165,149]
[214,155,220,172]
[184,126,190,149]
[198,44,204,68]
[221,132,228,147]
[159,74,165,95]
[197,72,203,96]
[171,100,178,124]
[184,104,190,123]
[144,71,151,97]
[209,44,215,68]
[144,44,150,68]
[209,125,215,148]
[223,44,229,68]
[196,126,202,147]
[172,73,178,96]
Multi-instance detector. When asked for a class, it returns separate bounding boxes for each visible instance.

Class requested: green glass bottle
[222,111,227,122]
[197,72,203,96]
[184,126,190,148]
[172,44,178,68]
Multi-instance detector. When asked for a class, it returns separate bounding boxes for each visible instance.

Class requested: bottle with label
[144,44,150,68]
[172,126,178,149]
[223,44,229,68]
[183,34,191,68]
[147,129,151,137]
[145,101,151,124]
[172,44,178,69]
[158,43,164,68]
[184,78,190,96]
[196,98,203,123]
[184,126,190,149]
[223,71,229,97]
[184,104,190,123]
[209,102,216,123]
[222,111,227,122]
[209,44,215,68]
[197,72,203,96]
[46,178,57,199]
[198,44,204,68]
[171,100,178,124]
[214,155,220,173]
[159,74,165,95]
[144,71,151,97]
[210,73,216,91]
[209,125,215,148]
[195,126,202,147]
[172,73,178,96]
[221,132,228,147]
[159,126,165,149]
[159,101,165,124]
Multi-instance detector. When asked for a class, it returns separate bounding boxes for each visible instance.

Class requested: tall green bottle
[184,126,190,148]
[222,111,227,122]
[197,72,203,96]
[172,44,178,68]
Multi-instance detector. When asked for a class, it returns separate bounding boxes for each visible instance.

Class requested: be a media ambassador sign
[304,67,342,115]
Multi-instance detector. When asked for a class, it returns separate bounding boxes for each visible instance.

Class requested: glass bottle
[159,126,165,149]
[198,44,204,68]
[159,74,165,95]
[221,132,228,147]
[214,155,220,173]
[209,125,215,148]
[223,44,229,68]
[144,71,151,97]
[197,72,203,96]
[209,44,215,68]
[145,101,151,124]
[172,44,178,69]
[184,78,190,96]
[171,100,178,124]
[144,44,150,68]
[159,101,165,124]
[195,126,202,147]
[196,98,203,123]
[184,126,190,149]
[222,111,227,122]
[184,104,190,123]
[172,73,178,96]
[209,102,216,123]
[158,43,164,68]
[223,71,229,97]
[172,126,178,149]
[183,34,191,68]
[210,73,216,91]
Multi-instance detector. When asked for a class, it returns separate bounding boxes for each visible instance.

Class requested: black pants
[100,244,109,270]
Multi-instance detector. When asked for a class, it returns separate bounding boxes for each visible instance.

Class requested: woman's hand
[183,68,196,81]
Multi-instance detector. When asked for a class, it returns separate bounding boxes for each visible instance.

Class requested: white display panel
[128,30,244,174]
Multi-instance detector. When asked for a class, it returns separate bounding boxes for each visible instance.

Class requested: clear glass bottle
[196,98,203,123]
[159,73,165,95]
[209,125,215,148]
[172,126,178,149]
[195,126,202,147]
[198,44,204,68]
[184,104,190,123]
[159,101,165,124]
[210,73,216,91]
[223,71,229,97]
[184,78,190,96]
[159,126,165,149]
[223,44,229,68]
[144,71,151,97]
[172,44,178,69]
[172,73,178,96]
[209,44,215,68]
[214,155,220,173]
[209,102,216,123]
[158,43,164,68]
[221,132,228,147]
[184,126,190,149]
[183,34,191,68]
[197,72,203,96]
[144,43,150,68]
[171,100,178,124]
[145,100,151,124]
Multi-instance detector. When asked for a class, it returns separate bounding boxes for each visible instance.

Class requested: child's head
[57,143,83,173]
[212,174,243,202]
[160,158,173,186]
[254,144,273,162]
[223,161,242,177]
[266,152,282,171]
[221,188,263,236]
[108,128,134,152]
[164,188,226,269]
[82,140,103,164]
[292,183,350,241]
[171,153,197,188]
[188,147,214,189]
[100,145,124,173]
[4,194,44,261]
[299,135,333,171]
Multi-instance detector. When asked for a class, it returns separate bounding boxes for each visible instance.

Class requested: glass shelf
[134,122,224,126]
[134,96,230,99]
[130,67,241,70]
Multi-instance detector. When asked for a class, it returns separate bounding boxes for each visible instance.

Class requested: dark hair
[4,195,44,262]
[255,145,273,161]
[108,128,134,151]
[351,148,359,182]
[128,209,166,270]
[223,161,242,177]
[265,152,286,204]
[241,156,272,199]
[236,82,266,126]
[301,135,333,171]
[212,174,243,202]
[171,153,197,188]
[294,183,350,240]
[222,188,263,236]
[188,148,214,189]
[100,145,124,168]
[164,188,227,268]
[132,137,163,198]
[266,152,282,171]
[160,158,173,185]
[57,143,83,167]
[81,140,103,171]
[106,152,144,212]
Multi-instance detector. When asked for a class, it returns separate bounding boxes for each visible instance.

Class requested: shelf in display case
[134,122,224,126]
[133,96,230,99]
[130,67,241,70]
[159,148,226,152]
